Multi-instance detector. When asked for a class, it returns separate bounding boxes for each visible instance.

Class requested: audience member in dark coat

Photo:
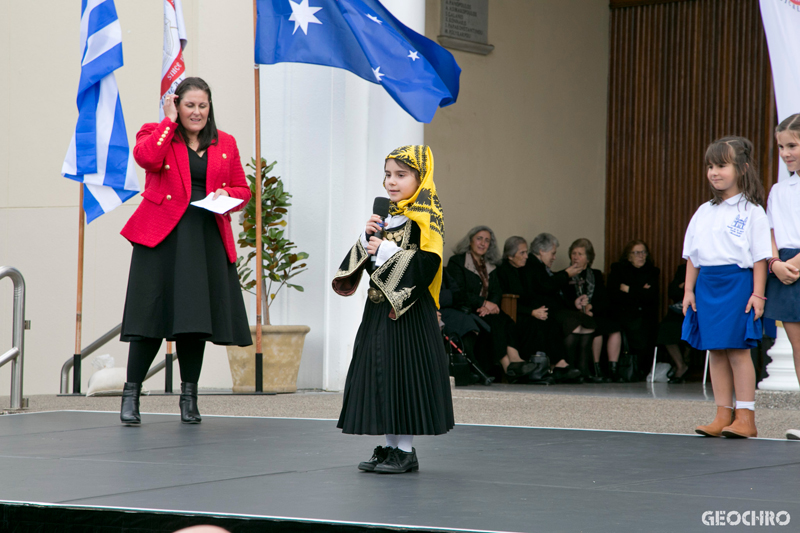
[496,236,581,382]
[525,233,593,381]
[608,240,661,378]
[562,238,623,382]
[446,226,535,378]
[656,263,690,382]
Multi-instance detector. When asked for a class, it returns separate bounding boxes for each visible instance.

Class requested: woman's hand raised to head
[365,214,383,238]
[163,94,178,122]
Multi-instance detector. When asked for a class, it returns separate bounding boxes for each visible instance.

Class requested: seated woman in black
[656,263,690,383]
[525,233,596,377]
[562,238,623,383]
[446,226,534,378]
[525,232,594,380]
[608,240,660,380]
[496,236,581,382]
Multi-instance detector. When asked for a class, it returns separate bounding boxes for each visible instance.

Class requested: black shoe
[374,447,419,474]
[120,382,141,425]
[358,446,390,472]
[552,366,582,382]
[609,362,625,383]
[592,362,612,383]
[668,367,689,384]
[179,382,202,424]
[505,361,536,378]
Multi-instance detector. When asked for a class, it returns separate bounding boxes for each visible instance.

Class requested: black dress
[526,256,595,336]
[656,264,687,346]
[608,261,660,355]
[333,221,454,436]
[120,147,252,346]
[495,259,566,362]
[562,268,621,337]
[446,253,518,370]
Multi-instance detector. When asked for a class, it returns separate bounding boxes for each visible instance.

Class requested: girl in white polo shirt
[763,114,800,441]
[682,136,770,439]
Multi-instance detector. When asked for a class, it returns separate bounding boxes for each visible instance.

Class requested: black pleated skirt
[337,289,455,436]
[121,189,252,346]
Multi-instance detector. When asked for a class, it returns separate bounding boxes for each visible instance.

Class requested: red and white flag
[160,0,187,119]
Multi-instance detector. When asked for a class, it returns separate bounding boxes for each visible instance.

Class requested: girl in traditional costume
[682,136,770,438]
[332,145,454,474]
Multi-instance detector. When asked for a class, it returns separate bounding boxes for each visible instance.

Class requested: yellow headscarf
[385,145,445,307]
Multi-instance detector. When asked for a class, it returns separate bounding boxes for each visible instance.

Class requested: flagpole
[73,184,85,394]
[253,0,264,392]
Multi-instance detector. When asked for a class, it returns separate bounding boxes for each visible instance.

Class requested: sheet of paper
[190,193,244,214]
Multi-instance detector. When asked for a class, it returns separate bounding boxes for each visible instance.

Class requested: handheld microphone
[367,197,391,260]
[367,197,391,239]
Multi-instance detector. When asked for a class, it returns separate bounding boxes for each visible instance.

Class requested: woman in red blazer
[119,77,252,426]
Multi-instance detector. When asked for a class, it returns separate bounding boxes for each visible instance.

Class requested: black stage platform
[1,411,799,532]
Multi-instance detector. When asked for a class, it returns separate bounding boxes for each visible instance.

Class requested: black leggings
[564,333,593,373]
[126,337,206,384]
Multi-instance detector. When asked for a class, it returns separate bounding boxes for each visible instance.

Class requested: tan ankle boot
[695,406,734,437]
[721,409,757,438]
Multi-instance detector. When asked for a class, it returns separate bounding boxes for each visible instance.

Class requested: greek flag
[62,0,140,223]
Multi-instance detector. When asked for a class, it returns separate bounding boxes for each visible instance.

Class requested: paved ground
[4,383,800,439]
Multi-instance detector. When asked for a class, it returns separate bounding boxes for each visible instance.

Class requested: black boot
[374,447,419,474]
[593,362,611,383]
[179,382,202,424]
[609,362,624,383]
[120,382,141,425]
[358,446,390,472]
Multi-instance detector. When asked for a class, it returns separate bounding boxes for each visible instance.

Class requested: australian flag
[255,0,461,123]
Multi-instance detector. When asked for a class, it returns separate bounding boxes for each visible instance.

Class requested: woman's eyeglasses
[630,250,648,256]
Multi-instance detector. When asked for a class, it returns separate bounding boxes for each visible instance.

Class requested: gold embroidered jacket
[332,221,441,320]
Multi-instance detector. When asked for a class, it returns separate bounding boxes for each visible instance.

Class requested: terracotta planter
[226,325,310,393]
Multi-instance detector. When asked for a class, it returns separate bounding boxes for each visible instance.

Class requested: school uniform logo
[728,215,748,237]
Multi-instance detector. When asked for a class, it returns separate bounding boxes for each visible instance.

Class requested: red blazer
[121,118,251,263]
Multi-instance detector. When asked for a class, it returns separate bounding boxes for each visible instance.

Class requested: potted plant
[225,158,310,393]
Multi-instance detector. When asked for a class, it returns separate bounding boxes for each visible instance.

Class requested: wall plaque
[438,0,494,55]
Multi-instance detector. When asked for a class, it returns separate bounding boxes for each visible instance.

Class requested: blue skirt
[681,264,761,351]
[765,248,800,322]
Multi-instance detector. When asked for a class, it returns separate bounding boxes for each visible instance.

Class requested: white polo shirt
[682,194,771,268]
[767,175,800,249]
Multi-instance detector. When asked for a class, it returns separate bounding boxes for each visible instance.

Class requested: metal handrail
[59,323,173,394]
[0,267,26,409]
[60,323,122,394]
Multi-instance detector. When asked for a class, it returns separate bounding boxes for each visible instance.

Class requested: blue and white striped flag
[62,0,140,223]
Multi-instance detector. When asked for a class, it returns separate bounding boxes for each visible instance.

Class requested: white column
[759,326,800,391]
[252,0,427,392]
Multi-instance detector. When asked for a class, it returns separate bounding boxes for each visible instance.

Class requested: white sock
[385,434,399,449]
[396,435,414,453]
[735,401,755,411]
